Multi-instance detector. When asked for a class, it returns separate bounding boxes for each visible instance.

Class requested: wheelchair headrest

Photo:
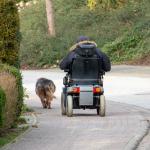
[76,44,96,57]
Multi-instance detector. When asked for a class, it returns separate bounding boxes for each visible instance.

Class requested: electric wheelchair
[61,46,106,117]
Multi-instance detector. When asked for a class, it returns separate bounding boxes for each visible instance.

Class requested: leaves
[87,0,97,10]
[87,0,126,10]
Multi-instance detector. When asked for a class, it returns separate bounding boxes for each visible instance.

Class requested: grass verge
[0,126,28,148]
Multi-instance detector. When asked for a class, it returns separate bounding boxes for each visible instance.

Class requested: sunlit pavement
[22,65,150,110]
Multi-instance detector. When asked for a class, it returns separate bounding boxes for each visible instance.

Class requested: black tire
[66,95,73,117]
[61,92,66,115]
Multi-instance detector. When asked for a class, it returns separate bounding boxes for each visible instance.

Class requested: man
[59,36,111,73]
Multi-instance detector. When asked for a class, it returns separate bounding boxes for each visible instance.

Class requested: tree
[45,0,55,36]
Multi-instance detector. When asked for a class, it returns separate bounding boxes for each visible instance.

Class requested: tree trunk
[45,0,55,36]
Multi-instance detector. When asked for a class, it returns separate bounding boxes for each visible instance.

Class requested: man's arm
[59,52,75,70]
[95,48,111,72]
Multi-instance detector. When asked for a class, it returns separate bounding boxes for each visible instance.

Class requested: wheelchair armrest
[99,71,105,76]
[64,69,69,72]
[63,76,68,85]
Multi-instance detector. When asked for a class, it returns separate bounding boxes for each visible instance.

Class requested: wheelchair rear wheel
[66,95,73,117]
[61,92,66,115]
[97,95,106,117]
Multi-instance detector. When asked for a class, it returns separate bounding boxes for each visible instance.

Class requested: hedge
[0,87,6,127]
[0,0,21,67]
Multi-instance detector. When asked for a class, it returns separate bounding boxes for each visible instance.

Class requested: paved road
[2,65,150,150]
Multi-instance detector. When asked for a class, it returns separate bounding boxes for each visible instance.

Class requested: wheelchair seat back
[70,55,101,85]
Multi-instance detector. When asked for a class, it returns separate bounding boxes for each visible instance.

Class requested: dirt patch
[125,55,150,66]
[21,64,58,70]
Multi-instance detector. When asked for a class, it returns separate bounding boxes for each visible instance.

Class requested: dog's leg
[48,101,51,109]
[45,91,53,109]
[44,100,47,108]
[41,98,47,108]
[47,99,51,109]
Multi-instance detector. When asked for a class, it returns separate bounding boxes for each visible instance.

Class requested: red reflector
[93,87,101,93]
[72,87,80,93]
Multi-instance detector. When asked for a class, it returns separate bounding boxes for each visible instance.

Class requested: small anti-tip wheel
[66,95,73,117]
[98,95,106,117]
[61,92,66,115]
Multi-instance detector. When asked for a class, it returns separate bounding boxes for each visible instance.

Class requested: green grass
[0,127,28,148]
[20,0,150,67]
[0,115,29,148]
[22,104,34,113]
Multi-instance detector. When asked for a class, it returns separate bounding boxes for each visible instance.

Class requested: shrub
[0,0,21,67]
[0,72,18,130]
[0,64,23,118]
[0,87,6,127]
[103,18,150,62]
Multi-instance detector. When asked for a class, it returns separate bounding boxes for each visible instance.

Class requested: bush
[0,0,21,67]
[103,18,150,62]
[0,87,6,127]
[0,72,18,130]
[0,64,23,118]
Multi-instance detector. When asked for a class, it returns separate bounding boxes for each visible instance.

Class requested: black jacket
[59,43,111,72]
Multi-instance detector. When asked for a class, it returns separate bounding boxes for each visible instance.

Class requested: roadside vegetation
[19,0,150,68]
[0,0,21,67]
[0,0,28,147]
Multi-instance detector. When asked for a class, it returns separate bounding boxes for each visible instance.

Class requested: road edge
[124,120,150,150]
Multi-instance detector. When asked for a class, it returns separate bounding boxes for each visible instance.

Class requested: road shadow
[73,113,98,117]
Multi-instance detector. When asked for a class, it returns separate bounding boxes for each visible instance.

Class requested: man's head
[76,36,90,43]
[69,36,97,51]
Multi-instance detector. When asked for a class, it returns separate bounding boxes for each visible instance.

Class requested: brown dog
[35,78,56,109]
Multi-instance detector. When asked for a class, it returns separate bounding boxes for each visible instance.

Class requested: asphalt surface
[1,65,150,150]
